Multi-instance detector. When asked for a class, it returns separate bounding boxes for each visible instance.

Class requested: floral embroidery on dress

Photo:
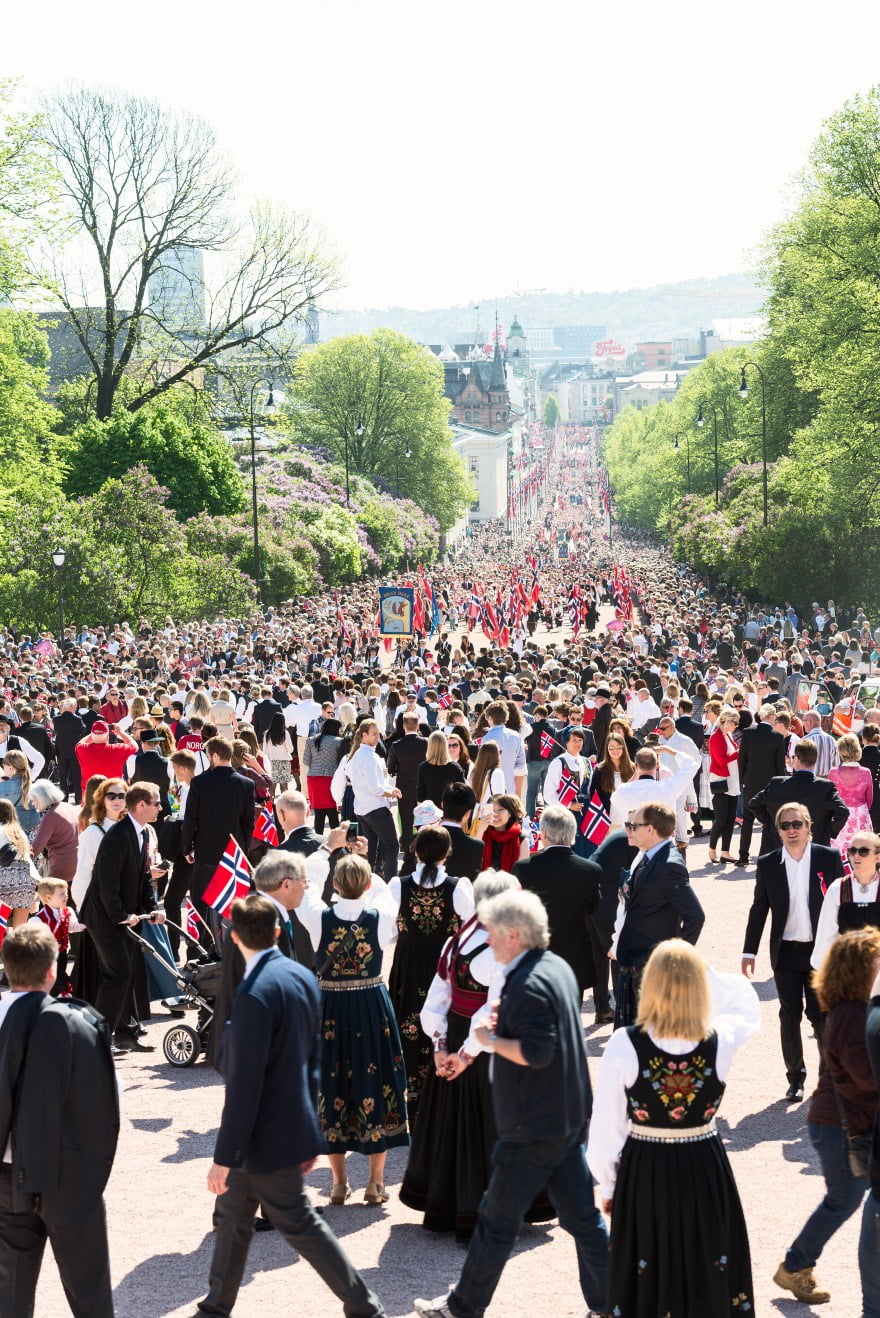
[628,1053,713,1123]
[323,923,375,978]
[397,885,460,937]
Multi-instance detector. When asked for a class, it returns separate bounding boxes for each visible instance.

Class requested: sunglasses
[105,791,125,800]
[848,846,877,857]
[624,820,648,831]
[778,820,806,831]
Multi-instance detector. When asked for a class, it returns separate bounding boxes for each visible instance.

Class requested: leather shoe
[773,1262,830,1303]
[253,1215,275,1232]
[594,1010,614,1024]
[785,1083,804,1102]
[114,1036,155,1053]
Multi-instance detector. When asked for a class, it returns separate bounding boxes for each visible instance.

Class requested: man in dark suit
[198,895,387,1318]
[276,790,324,858]
[80,781,166,1052]
[251,687,282,744]
[513,804,604,1014]
[742,801,844,1100]
[589,826,637,1024]
[386,714,427,851]
[182,736,256,925]
[0,923,119,1317]
[737,705,788,865]
[612,800,705,1028]
[52,698,86,801]
[590,687,613,761]
[415,889,607,1318]
[748,737,849,855]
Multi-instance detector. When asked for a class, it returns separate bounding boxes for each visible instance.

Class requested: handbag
[828,1066,872,1178]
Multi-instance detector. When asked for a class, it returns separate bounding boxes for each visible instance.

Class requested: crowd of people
[4,432,880,1315]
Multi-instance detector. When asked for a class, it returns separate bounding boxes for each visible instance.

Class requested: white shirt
[586,968,761,1201]
[346,744,393,816]
[71,818,118,909]
[609,751,699,828]
[289,700,323,738]
[782,847,814,943]
[543,753,588,808]
[420,922,496,1052]
[811,874,880,968]
[293,859,399,955]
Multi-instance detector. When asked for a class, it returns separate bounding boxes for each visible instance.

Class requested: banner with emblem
[378,586,415,636]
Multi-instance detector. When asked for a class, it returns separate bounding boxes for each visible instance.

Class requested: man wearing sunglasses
[742,802,844,1101]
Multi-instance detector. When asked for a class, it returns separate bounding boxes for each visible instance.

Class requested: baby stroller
[126,910,222,1067]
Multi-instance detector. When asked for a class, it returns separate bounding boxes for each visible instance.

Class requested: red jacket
[708,726,738,780]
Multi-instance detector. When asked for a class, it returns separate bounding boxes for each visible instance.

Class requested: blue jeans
[786,1122,866,1270]
[526,760,547,818]
[860,1190,880,1318]
[447,1134,608,1317]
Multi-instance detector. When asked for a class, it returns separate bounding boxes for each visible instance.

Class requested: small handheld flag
[557,765,579,808]
[203,837,252,918]
[0,901,11,947]
[253,806,280,847]
[540,730,558,759]
[581,791,611,844]
[183,898,202,942]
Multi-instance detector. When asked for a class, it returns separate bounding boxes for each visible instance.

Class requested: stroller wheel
[163,1023,200,1067]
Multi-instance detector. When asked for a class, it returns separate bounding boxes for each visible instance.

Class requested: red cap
[91,720,109,734]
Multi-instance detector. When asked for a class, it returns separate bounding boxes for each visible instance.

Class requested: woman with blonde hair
[829,733,874,858]
[588,939,760,1317]
[467,743,505,837]
[417,731,466,808]
[0,798,38,925]
[0,750,39,833]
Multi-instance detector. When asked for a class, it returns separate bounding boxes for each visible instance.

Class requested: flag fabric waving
[557,765,579,808]
[540,730,559,759]
[0,901,11,946]
[580,792,611,844]
[183,898,202,942]
[203,837,253,918]
[253,806,280,847]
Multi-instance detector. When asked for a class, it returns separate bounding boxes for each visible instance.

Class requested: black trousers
[199,1165,384,1318]
[90,925,139,1036]
[164,855,195,959]
[774,939,824,1084]
[588,920,611,1012]
[398,793,417,852]
[356,807,399,879]
[0,1165,113,1318]
[57,754,81,803]
[738,804,758,861]
[709,786,737,851]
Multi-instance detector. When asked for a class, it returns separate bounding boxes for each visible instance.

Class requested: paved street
[35,829,863,1316]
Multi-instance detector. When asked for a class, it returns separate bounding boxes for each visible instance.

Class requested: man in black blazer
[52,699,86,801]
[0,924,119,1317]
[198,896,387,1318]
[748,737,849,855]
[182,736,256,918]
[415,889,607,1318]
[743,801,844,1100]
[276,790,324,857]
[251,687,282,743]
[513,804,602,1010]
[590,826,638,1023]
[612,800,705,1028]
[80,781,165,1051]
[386,715,427,851]
[737,705,788,865]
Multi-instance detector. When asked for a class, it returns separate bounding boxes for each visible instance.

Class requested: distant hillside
[322,274,765,346]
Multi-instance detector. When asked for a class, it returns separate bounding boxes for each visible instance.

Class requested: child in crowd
[30,878,85,997]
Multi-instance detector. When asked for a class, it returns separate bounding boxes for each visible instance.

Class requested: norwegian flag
[0,901,11,946]
[540,730,558,759]
[183,898,202,943]
[253,806,280,847]
[580,792,611,844]
[203,837,253,918]
[438,691,452,709]
[528,815,542,852]
[557,764,580,808]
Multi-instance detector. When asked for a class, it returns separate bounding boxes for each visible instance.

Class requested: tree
[0,309,60,470]
[543,394,561,427]
[286,329,473,530]
[0,79,57,296]
[60,398,246,520]
[36,85,338,420]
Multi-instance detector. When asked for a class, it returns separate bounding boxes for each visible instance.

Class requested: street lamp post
[248,379,275,603]
[51,547,66,643]
[738,362,768,526]
[395,443,412,495]
[696,402,720,507]
[673,433,691,493]
[349,419,364,506]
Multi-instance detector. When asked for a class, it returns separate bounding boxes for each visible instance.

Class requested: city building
[147,246,206,337]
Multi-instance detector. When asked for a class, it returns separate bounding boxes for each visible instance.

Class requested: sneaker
[773,1262,830,1303]
[413,1295,455,1317]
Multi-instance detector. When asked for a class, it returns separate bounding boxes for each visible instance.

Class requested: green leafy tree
[286,329,473,530]
[542,394,561,427]
[0,79,57,296]
[60,401,246,519]
[0,309,60,470]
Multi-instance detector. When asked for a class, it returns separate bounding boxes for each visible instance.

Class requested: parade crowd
[4,435,880,1316]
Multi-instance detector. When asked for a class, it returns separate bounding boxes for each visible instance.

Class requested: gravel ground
[32,831,864,1318]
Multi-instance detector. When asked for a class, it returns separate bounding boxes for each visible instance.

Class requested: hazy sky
[7,0,880,309]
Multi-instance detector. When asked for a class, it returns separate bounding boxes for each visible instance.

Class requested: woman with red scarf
[480,794,531,871]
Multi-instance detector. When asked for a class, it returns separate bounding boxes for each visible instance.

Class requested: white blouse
[296,851,399,953]
[586,968,760,1202]
[71,819,117,909]
[419,921,495,1051]
[811,875,880,969]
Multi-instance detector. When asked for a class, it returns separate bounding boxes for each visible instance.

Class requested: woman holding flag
[581,733,636,856]
[543,728,592,856]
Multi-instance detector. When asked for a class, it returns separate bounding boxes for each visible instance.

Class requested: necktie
[140,830,150,877]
